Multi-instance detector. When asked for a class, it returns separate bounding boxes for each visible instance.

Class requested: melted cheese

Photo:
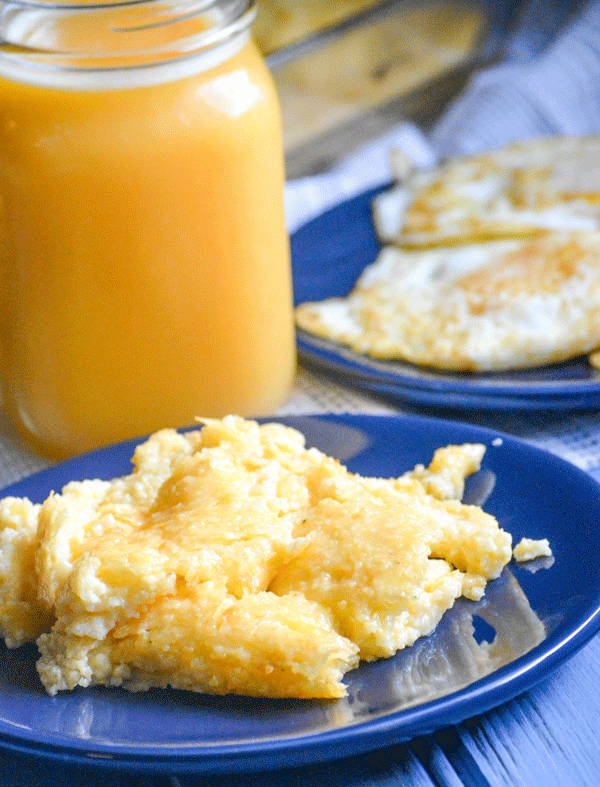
[0,416,529,699]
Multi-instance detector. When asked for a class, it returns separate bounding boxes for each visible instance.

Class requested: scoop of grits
[0,416,544,699]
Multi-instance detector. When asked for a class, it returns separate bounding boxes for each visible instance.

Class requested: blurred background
[252,0,600,180]
[251,0,495,177]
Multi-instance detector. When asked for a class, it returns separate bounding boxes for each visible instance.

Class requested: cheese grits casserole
[0,416,547,699]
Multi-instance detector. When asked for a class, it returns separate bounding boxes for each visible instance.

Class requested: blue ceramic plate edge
[291,186,600,410]
[1,413,600,774]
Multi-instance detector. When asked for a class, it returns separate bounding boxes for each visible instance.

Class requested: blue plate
[291,186,600,411]
[1,414,600,774]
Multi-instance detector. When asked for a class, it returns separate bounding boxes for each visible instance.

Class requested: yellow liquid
[0,34,296,458]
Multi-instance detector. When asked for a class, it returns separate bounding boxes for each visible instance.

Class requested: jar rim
[0,0,256,74]
[0,0,251,13]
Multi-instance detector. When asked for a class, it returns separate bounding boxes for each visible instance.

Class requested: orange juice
[0,1,296,459]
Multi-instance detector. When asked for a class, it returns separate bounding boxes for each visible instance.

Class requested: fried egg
[296,232,600,371]
[373,134,600,247]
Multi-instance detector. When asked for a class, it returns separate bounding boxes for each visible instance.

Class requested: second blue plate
[291,186,600,411]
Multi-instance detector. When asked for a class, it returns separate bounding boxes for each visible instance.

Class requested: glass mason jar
[0,0,296,459]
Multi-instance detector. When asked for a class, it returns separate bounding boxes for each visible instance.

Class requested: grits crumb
[0,416,534,699]
[513,538,553,562]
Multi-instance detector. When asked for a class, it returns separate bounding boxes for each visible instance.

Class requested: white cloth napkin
[432,0,600,156]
